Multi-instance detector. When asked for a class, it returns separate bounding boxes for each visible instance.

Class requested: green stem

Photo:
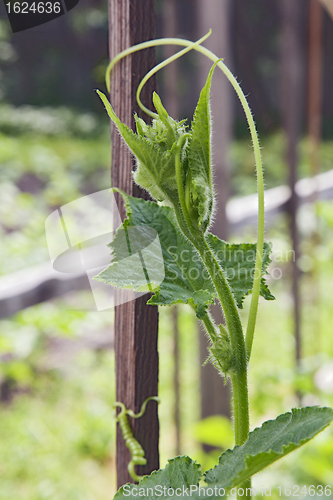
[202,312,219,342]
[194,236,249,448]
[175,134,195,235]
[195,238,245,370]
[105,32,212,95]
[173,174,250,450]
[202,310,250,499]
[202,321,250,500]
[230,371,250,446]
[135,32,212,119]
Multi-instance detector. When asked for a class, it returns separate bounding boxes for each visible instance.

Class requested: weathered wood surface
[108,0,159,487]
[281,0,303,365]
[307,0,323,179]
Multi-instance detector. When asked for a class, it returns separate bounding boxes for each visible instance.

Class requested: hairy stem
[193,236,250,449]
[173,158,250,459]
[175,134,195,235]
[202,312,219,342]
[202,312,228,341]
[105,32,212,95]
[203,311,250,499]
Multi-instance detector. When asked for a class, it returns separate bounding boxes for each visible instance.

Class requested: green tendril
[114,397,160,483]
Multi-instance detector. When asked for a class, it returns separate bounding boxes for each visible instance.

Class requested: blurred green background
[0,0,333,498]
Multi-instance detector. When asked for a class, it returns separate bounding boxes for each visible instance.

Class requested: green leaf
[204,407,333,490]
[95,192,215,319]
[114,456,201,500]
[96,89,187,207]
[95,224,164,292]
[207,234,275,308]
[185,61,219,232]
[95,194,274,318]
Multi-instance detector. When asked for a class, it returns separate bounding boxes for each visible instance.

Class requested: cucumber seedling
[95,32,333,499]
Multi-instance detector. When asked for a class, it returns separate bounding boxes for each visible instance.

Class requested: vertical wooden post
[306,0,323,335]
[308,0,323,179]
[108,0,159,487]
[280,0,303,367]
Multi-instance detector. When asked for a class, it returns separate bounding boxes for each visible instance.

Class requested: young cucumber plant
[95,33,333,499]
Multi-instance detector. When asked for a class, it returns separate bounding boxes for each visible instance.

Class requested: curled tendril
[114,397,160,482]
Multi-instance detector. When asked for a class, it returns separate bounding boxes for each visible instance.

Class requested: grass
[0,347,116,500]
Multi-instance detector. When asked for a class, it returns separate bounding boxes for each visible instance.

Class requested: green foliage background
[0,0,332,496]
[0,5,333,492]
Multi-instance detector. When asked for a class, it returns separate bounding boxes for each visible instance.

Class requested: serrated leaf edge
[204,407,333,489]
[114,455,202,499]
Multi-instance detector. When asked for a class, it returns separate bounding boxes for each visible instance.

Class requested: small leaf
[207,235,275,308]
[204,407,333,490]
[114,456,201,500]
[96,89,187,207]
[185,61,219,232]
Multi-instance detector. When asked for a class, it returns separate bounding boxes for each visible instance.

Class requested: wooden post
[307,0,323,179]
[280,0,303,367]
[108,0,159,487]
[306,0,323,330]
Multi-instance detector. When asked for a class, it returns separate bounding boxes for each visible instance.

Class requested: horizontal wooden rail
[0,261,90,318]
[227,167,333,230]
